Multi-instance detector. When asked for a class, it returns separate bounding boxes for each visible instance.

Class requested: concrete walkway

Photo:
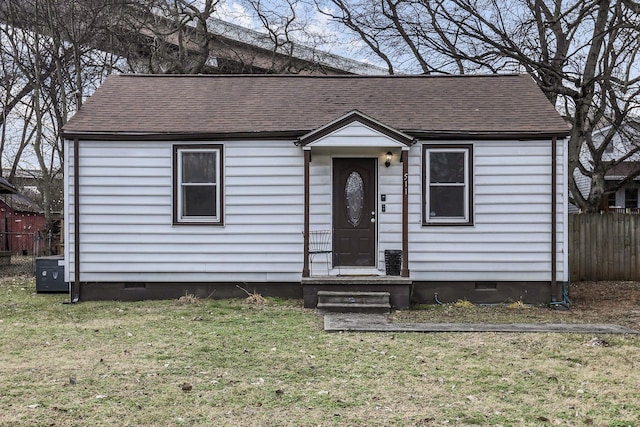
[324,313,640,334]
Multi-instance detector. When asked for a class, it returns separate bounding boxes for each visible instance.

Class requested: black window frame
[422,143,474,226]
[172,144,224,226]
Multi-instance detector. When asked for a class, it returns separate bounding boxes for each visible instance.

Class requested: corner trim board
[302,150,310,277]
[551,136,558,302]
[72,138,80,303]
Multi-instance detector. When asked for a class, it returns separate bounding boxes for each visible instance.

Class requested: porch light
[385,152,392,167]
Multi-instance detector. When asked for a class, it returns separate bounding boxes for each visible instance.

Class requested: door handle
[371,211,375,223]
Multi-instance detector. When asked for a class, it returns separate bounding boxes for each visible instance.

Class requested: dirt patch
[568,281,640,329]
[392,281,640,331]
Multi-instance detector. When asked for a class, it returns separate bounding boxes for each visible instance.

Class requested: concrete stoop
[301,276,412,309]
[316,290,391,314]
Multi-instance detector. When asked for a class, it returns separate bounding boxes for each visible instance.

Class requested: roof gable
[297,110,414,148]
[63,74,571,140]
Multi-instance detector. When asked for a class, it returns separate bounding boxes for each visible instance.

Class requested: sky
[211,0,384,69]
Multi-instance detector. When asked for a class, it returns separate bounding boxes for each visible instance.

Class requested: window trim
[422,143,474,226]
[173,144,224,226]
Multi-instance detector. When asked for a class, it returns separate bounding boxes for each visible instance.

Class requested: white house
[62,73,571,307]
[573,119,640,212]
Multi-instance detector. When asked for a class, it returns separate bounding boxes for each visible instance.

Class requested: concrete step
[318,291,390,305]
[317,291,391,313]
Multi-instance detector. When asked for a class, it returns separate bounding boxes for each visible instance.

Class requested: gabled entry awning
[296,110,416,148]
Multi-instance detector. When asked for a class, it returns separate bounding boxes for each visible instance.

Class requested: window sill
[172,221,224,226]
[422,220,474,227]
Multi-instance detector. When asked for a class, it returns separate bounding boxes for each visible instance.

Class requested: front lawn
[1,275,638,426]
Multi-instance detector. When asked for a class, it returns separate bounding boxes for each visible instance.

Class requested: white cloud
[213,1,256,29]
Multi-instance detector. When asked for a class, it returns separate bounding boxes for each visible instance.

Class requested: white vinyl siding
[408,139,568,282]
[65,136,568,285]
[65,140,304,283]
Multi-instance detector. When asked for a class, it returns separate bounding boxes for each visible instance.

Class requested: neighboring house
[62,73,570,307]
[603,161,640,212]
[601,120,640,212]
[0,177,17,264]
[573,119,640,212]
[1,169,65,214]
[0,193,46,255]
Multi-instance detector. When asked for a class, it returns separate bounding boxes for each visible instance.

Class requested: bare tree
[0,0,382,249]
[118,0,220,74]
[321,0,640,212]
[240,0,334,73]
[0,0,129,250]
[122,0,348,74]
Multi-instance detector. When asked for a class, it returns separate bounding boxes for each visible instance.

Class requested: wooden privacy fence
[570,213,640,281]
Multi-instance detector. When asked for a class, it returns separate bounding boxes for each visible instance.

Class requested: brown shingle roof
[605,161,640,179]
[62,74,571,139]
[0,193,42,212]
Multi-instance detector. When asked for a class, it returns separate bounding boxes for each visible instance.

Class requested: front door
[333,158,376,267]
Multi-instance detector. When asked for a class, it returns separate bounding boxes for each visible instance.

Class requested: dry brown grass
[175,293,200,305]
[237,284,268,305]
[1,276,639,426]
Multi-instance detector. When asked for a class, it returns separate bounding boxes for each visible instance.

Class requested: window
[625,188,638,209]
[423,144,473,225]
[173,144,223,225]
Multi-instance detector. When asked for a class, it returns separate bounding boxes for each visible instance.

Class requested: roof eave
[63,129,572,142]
[61,130,307,141]
[408,130,571,140]
[0,177,17,194]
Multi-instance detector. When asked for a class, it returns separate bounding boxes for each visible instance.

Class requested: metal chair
[308,230,333,276]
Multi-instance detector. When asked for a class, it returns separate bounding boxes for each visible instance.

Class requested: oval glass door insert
[345,171,364,227]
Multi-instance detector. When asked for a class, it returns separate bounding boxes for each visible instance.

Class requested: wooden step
[317,291,391,314]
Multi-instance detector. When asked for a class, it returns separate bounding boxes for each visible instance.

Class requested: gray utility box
[36,256,68,292]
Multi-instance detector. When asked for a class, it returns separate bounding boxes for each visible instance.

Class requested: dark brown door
[333,158,376,266]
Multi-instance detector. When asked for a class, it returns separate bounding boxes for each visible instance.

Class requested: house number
[404,173,409,196]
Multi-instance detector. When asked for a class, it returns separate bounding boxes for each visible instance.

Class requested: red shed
[0,193,47,255]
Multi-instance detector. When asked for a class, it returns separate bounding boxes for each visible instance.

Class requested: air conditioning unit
[36,256,68,292]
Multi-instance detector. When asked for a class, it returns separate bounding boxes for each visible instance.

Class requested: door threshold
[334,268,383,276]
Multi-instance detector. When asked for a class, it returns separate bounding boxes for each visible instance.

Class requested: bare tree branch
[320,0,640,212]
